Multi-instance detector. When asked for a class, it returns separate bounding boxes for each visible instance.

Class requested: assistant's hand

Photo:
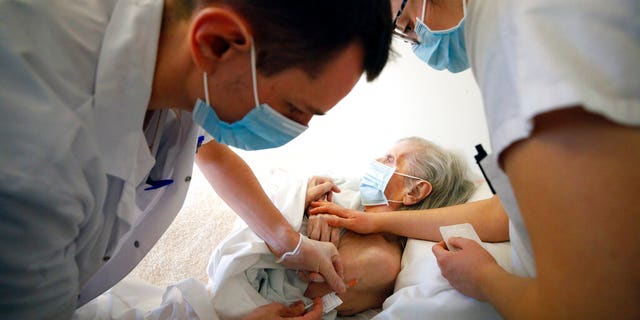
[242,298,322,320]
[432,237,500,300]
[279,234,346,293]
[307,214,342,247]
[309,201,377,234]
[305,176,340,211]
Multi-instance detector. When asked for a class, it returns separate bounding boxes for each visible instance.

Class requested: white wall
[235,39,491,179]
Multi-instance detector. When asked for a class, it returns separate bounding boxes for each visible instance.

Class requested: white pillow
[374,183,511,320]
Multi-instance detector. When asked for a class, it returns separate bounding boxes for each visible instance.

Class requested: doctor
[0,0,392,319]
[391,0,640,318]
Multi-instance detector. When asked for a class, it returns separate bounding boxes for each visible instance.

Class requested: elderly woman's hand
[307,213,343,247]
[305,176,340,212]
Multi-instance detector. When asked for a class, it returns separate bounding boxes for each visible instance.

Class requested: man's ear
[403,180,432,206]
[188,7,253,74]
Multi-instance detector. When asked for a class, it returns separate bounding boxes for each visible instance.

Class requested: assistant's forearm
[375,196,509,242]
[498,108,640,318]
[195,142,298,256]
[477,265,541,319]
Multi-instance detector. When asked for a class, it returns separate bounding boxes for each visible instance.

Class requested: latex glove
[305,176,341,211]
[307,214,342,247]
[309,201,378,234]
[277,234,346,293]
[432,237,500,301]
[242,298,322,320]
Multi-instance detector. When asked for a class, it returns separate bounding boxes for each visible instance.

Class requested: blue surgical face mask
[412,0,470,73]
[192,41,308,150]
[359,160,425,206]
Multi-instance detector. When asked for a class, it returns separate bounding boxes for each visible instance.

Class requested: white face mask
[359,160,426,206]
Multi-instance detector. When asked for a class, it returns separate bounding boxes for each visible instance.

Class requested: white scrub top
[465,0,640,277]
[0,0,201,317]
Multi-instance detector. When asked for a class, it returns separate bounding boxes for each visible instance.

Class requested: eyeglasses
[392,0,419,45]
[393,0,408,26]
[392,29,419,45]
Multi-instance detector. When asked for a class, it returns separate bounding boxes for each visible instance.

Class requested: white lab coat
[465,0,640,277]
[0,0,201,318]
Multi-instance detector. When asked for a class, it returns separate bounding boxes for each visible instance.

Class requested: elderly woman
[303,136,477,316]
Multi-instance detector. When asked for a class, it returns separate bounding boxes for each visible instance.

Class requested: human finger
[242,302,287,320]
[317,243,346,293]
[448,237,480,250]
[309,200,330,209]
[320,217,332,243]
[323,214,350,229]
[311,181,338,200]
[280,301,306,317]
[299,297,323,320]
[330,226,341,247]
[327,251,345,291]
[307,217,321,241]
[325,191,332,203]
[307,272,325,283]
[432,241,451,257]
[308,203,352,218]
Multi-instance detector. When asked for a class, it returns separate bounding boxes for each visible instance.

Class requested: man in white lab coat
[0,0,393,318]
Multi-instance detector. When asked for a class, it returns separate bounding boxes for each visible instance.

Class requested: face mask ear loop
[462,0,467,18]
[420,0,427,22]
[394,171,427,183]
[203,72,211,105]
[250,37,260,107]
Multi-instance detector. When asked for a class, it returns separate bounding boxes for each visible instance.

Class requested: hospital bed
[75,168,511,320]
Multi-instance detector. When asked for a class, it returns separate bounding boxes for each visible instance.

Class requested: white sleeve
[516,0,640,125]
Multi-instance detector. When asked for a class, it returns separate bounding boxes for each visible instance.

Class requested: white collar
[93,0,164,180]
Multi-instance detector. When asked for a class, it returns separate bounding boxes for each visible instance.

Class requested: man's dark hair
[178,1,393,81]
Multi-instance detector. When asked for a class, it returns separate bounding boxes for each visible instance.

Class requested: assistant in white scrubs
[392,0,640,317]
[0,0,393,318]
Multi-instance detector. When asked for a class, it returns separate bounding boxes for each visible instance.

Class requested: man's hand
[242,298,323,320]
[278,234,346,293]
[307,214,342,247]
[305,177,340,211]
[432,237,500,300]
[309,201,377,234]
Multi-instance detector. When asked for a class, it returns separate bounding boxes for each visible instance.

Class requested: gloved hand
[277,234,346,293]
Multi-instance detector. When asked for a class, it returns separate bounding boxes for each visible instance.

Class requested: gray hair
[397,137,476,211]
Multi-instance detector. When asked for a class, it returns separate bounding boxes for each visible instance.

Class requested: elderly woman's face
[376,140,419,203]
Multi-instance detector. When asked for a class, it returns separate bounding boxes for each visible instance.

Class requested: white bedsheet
[206,169,318,319]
